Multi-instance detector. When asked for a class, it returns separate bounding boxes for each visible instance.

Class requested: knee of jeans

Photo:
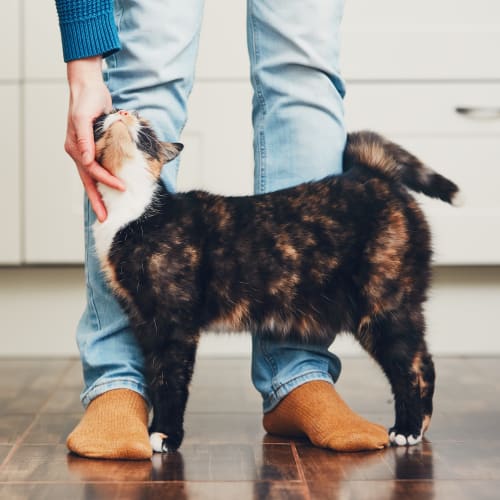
[248,1,345,82]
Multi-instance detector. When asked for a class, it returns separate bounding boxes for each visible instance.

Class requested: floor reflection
[67,452,187,500]
[66,438,435,500]
[66,453,154,482]
[390,440,434,481]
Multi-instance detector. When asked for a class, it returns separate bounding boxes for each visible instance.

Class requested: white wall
[0,266,498,357]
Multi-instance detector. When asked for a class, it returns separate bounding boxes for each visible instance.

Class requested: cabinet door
[342,0,500,79]
[345,83,500,265]
[0,86,21,264]
[196,0,248,80]
[24,0,66,80]
[24,83,84,263]
[179,82,254,195]
[2,2,20,80]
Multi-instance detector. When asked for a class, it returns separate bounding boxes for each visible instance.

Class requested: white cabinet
[341,0,500,79]
[1,2,20,80]
[341,1,500,264]
[0,2,21,264]
[179,82,254,195]
[5,0,500,265]
[195,0,249,80]
[24,0,66,80]
[0,86,22,264]
[345,83,500,264]
[24,84,84,263]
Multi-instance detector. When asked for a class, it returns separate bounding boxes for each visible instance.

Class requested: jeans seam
[84,197,101,332]
[260,339,278,382]
[248,0,267,194]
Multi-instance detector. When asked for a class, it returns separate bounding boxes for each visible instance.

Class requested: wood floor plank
[118,481,307,500]
[58,360,84,389]
[0,445,79,482]
[0,415,34,445]
[149,444,301,482]
[0,483,119,500]
[183,413,292,445]
[0,360,73,416]
[0,445,11,465]
[423,411,500,440]
[296,444,393,481]
[308,480,500,500]
[0,447,156,483]
[187,385,261,414]
[1,357,500,500]
[22,414,80,445]
[41,389,83,414]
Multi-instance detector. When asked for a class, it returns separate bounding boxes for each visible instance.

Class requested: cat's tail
[343,131,461,205]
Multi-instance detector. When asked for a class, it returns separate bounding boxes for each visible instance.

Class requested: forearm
[54,0,120,62]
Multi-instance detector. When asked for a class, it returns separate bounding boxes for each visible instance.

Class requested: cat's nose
[118,110,129,116]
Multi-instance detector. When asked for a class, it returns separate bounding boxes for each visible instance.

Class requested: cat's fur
[92,110,459,452]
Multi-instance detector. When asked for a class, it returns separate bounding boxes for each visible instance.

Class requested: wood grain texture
[0,357,499,500]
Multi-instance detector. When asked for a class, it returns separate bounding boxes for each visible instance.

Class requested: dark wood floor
[0,356,499,499]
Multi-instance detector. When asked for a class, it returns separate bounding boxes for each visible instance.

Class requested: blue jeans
[78,0,346,413]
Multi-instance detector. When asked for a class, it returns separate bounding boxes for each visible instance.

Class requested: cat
[92,109,459,453]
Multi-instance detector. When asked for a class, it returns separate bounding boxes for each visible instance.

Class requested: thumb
[73,118,95,167]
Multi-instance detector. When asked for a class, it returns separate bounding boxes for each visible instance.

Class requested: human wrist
[67,56,104,88]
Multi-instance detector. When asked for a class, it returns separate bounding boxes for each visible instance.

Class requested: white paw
[452,190,466,208]
[389,432,422,446]
[150,432,168,453]
[407,434,422,446]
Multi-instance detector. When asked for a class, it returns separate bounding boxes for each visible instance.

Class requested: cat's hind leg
[356,306,432,446]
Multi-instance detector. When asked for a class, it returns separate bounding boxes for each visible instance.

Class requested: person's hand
[65,56,125,222]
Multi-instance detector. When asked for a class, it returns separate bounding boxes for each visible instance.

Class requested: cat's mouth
[94,110,139,143]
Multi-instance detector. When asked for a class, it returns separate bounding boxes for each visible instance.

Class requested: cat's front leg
[145,328,200,453]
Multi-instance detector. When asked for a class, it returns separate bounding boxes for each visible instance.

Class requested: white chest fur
[93,151,157,263]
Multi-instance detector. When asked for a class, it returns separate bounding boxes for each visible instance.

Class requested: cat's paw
[150,432,169,453]
[388,427,422,446]
[149,431,183,453]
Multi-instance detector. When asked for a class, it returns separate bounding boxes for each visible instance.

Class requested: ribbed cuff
[59,10,121,62]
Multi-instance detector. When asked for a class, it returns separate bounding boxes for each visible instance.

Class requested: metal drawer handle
[455,107,500,120]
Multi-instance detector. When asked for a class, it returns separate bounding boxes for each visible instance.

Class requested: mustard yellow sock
[263,381,389,452]
[66,389,152,460]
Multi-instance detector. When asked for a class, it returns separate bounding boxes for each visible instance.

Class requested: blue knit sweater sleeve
[55,0,121,62]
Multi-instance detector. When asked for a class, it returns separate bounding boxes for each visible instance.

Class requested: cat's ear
[162,142,184,162]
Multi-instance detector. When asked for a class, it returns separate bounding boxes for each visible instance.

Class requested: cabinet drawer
[345,83,500,134]
[342,0,500,79]
[345,83,500,264]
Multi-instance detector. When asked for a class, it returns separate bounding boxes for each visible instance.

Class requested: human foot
[66,389,152,460]
[263,381,389,452]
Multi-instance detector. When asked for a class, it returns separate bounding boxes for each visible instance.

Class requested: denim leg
[77,0,204,408]
[247,0,347,412]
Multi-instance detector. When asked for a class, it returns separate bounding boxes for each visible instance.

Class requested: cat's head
[93,109,183,179]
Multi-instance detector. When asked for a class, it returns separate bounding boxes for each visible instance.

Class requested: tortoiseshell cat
[92,110,459,453]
